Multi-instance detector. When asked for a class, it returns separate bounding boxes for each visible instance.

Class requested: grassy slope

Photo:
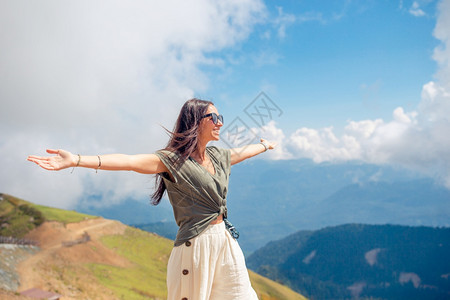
[0,194,46,237]
[249,270,307,300]
[30,203,96,224]
[0,194,306,299]
[90,227,172,299]
[0,193,96,228]
[93,227,307,300]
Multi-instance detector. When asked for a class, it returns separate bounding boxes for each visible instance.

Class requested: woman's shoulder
[155,148,170,155]
[155,149,180,162]
[207,146,230,161]
[207,145,227,153]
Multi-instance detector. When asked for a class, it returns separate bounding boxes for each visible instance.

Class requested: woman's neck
[193,141,208,161]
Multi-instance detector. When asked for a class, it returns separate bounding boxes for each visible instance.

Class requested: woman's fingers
[27,149,66,171]
[27,158,53,170]
[27,149,59,162]
[27,155,49,160]
[27,155,51,163]
[27,156,45,164]
[46,149,59,155]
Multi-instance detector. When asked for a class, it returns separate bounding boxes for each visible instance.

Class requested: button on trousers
[166,222,258,300]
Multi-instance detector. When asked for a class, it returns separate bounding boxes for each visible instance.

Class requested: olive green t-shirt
[155,146,231,246]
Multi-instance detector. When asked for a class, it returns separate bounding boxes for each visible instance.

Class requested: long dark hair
[151,98,214,205]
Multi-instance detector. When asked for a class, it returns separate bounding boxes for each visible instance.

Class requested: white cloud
[270,0,450,187]
[253,121,292,160]
[288,126,360,163]
[409,1,426,17]
[280,85,450,186]
[0,0,265,208]
[270,2,360,40]
[273,6,296,39]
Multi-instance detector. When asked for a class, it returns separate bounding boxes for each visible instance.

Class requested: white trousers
[166,222,258,300]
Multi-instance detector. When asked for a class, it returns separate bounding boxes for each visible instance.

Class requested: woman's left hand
[260,138,277,150]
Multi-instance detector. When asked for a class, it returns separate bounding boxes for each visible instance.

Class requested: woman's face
[199,105,223,142]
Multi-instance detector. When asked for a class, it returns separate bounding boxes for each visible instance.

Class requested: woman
[28,98,275,300]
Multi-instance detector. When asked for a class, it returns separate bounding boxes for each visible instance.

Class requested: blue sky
[208,0,438,131]
[1,0,449,208]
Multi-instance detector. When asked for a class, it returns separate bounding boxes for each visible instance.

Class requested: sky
[1,0,449,209]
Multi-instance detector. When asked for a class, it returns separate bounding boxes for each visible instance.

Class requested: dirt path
[16,218,127,299]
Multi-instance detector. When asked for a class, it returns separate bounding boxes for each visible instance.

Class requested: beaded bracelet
[260,141,269,152]
[96,155,101,173]
[71,154,81,174]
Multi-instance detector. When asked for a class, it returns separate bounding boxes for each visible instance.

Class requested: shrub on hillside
[0,202,45,238]
[18,204,45,227]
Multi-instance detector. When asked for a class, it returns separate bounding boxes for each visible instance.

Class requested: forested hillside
[247,224,450,299]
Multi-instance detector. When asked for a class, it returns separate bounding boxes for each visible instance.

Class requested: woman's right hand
[27,149,77,171]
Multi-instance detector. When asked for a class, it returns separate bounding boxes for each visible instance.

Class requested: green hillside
[89,227,172,299]
[0,193,45,237]
[30,203,97,224]
[0,193,96,238]
[0,194,307,300]
[90,227,307,299]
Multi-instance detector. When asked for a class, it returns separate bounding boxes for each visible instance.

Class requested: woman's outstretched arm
[27,149,168,174]
[230,138,276,165]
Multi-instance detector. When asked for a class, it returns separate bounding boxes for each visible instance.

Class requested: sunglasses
[201,113,224,125]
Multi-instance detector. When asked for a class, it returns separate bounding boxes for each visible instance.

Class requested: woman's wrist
[70,154,81,173]
[72,154,81,167]
[260,141,269,152]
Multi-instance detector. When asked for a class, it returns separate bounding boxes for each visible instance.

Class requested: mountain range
[78,159,450,254]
